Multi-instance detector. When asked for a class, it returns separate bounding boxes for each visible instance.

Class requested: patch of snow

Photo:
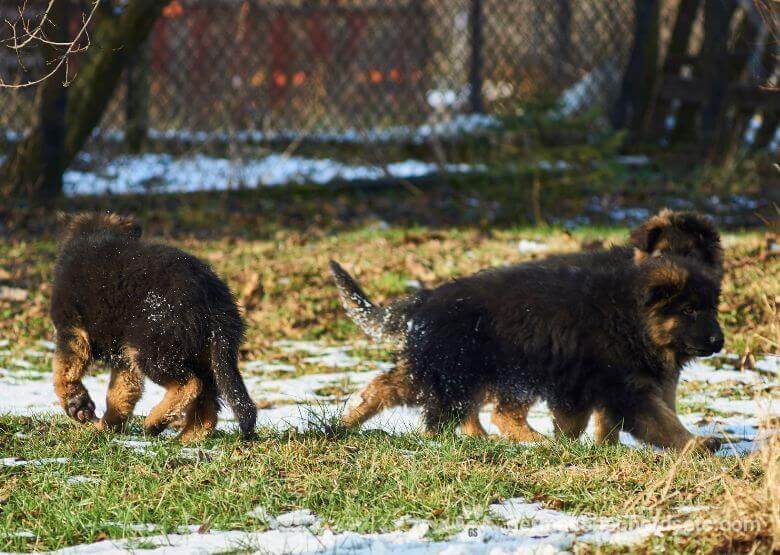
[301,351,360,368]
[274,340,352,356]
[38,502,677,555]
[37,340,56,351]
[1,457,70,467]
[681,359,765,385]
[11,358,33,369]
[252,370,378,404]
[66,476,100,485]
[63,153,480,197]
[755,356,779,375]
[2,530,35,538]
[517,239,550,253]
[708,397,775,417]
[243,360,296,373]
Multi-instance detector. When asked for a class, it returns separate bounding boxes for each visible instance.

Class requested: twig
[0,0,101,89]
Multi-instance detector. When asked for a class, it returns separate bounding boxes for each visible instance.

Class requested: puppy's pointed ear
[675,212,722,267]
[640,259,688,307]
[630,209,672,262]
[103,213,142,240]
[117,215,142,240]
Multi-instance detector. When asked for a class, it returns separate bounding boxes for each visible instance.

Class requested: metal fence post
[469,0,484,114]
[126,36,151,153]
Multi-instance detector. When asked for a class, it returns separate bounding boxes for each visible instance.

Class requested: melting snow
[1,457,71,467]
[517,239,550,253]
[63,154,479,197]
[28,499,691,554]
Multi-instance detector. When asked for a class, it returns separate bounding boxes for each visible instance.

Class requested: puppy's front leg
[626,394,720,453]
[53,327,95,423]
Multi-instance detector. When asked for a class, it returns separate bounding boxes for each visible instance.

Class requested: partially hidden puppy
[333,211,723,450]
[50,213,257,441]
[485,209,724,444]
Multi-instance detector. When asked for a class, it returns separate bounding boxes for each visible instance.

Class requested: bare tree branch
[0,0,100,88]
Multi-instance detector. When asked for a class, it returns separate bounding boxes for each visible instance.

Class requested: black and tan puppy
[484,209,724,443]
[50,213,257,441]
[334,255,723,452]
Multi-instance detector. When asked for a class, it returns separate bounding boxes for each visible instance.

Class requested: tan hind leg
[461,407,488,437]
[552,408,590,439]
[491,397,545,441]
[144,376,202,437]
[178,392,220,443]
[53,327,95,423]
[341,366,415,428]
[593,409,621,445]
[96,358,144,432]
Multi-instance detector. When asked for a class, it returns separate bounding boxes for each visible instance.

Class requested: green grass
[0,172,776,552]
[0,414,764,552]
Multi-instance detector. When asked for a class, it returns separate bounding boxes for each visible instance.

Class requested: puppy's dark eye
[682,306,696,316]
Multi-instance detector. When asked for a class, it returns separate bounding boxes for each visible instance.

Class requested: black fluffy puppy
[50,213,256,441]
[334,255,723,452]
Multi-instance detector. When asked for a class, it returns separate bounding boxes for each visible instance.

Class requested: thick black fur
[400,255,723,440]
[50,213,257,438]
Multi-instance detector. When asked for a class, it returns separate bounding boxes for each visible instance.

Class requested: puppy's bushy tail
[329,260,426,345]
[209,314,257,439]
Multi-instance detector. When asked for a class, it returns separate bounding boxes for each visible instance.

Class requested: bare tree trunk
[611,0,660,139]
[0,0,167,199]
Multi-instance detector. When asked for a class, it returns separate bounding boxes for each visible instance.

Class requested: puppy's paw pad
[66,394,95,423]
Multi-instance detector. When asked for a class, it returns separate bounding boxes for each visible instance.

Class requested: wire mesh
[1,0,641,155]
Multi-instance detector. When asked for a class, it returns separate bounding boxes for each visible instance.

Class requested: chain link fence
[2,0,698,158]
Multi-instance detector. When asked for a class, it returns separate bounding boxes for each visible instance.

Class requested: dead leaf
[0,268,11,280]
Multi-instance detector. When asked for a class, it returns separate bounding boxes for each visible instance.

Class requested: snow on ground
[12,498,687,555]
[63,153,480,196]
[0,341,776,553]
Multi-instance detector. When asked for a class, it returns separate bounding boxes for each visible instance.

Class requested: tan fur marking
[593,409,621,445]
[97,348,144,431]
[52,327,91,409]
[633,248,649,264]
[461,410,487,437]
[491,399,545,442]
[178,394,219,443]
[144,376,203,436]
[341,366,415,428]
[552,408,590,439]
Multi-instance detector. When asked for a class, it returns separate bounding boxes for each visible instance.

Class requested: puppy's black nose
[709,334,724,352]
